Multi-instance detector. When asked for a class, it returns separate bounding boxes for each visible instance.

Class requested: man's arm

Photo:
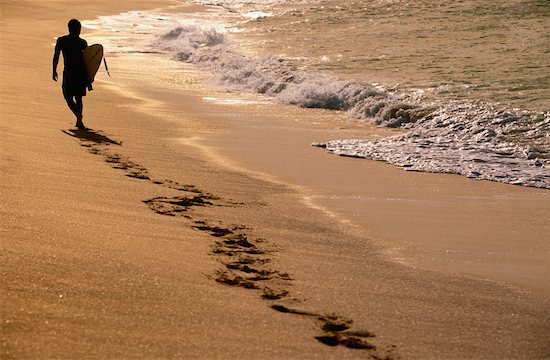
[52,39,60,81]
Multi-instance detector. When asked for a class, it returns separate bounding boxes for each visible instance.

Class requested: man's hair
[68,19,81,35]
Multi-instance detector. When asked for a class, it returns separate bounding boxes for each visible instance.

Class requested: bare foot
[76,115,85,129]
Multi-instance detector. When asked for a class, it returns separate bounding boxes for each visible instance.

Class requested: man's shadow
[61,127,121,146]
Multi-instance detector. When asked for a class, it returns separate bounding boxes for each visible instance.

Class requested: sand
[1,1,549,359]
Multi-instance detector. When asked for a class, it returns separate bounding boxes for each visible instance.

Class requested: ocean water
[83,0,550,188]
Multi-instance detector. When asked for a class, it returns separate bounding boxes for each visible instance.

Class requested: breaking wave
[153,25,550,189]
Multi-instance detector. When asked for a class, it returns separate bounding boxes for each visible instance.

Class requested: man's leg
[75,96,83,117]
[74,96,84,128]
[63,94,79,117]
[63,88,85,129]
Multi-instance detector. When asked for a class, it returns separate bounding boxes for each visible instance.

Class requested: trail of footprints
[66,128,395,358]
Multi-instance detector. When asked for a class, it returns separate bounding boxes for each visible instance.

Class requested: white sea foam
[85,4,549,190]
[153,24,549,189]
[189,0,316,11]
[81,10,229,54]
[203,96,269,105]
[314,103,550,188]
[243,11,274,20]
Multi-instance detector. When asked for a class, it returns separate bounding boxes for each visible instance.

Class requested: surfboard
[83,44,103,85]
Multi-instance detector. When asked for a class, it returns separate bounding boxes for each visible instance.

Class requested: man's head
[68,19,81,36]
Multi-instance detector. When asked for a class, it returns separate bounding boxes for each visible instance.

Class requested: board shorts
[62,69,87,98]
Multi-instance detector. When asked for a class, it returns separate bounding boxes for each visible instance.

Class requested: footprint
[143,195,214,216]
[215,271,259,290]
[315,335,376,350]
[65,127,397,357]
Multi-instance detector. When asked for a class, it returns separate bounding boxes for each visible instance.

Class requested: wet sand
[197,95,550,300]
[2,1,550,359]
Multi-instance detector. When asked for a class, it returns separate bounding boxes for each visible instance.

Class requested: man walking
[52,19,88,129]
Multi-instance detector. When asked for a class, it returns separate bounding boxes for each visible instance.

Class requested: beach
[1,0,550,359]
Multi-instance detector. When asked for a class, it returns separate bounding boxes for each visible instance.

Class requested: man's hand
[52,71,58,81]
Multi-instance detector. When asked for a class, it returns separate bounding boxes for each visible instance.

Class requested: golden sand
[2,1,549,358]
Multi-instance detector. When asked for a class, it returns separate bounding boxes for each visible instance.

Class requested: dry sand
[1,1,550,359]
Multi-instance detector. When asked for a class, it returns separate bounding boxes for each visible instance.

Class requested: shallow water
[239,0,550,112]
[82,0,550,189]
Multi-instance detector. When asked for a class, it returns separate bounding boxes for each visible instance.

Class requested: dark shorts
[62,69,87,98]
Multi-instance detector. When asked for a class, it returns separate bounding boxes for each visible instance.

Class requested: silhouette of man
[52,19,88,129]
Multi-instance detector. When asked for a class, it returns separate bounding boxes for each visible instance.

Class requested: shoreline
[199,102,550,299]
[92,5,550,300]
[2,1,550,359]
